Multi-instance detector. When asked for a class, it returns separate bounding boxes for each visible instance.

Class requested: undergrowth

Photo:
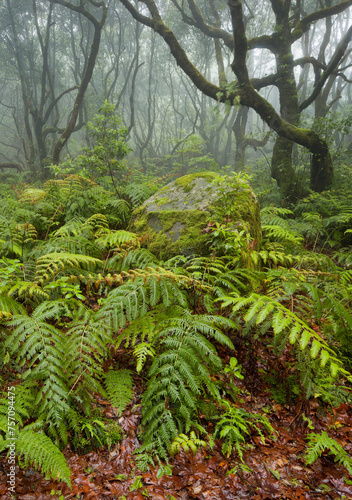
[0,171,352,486]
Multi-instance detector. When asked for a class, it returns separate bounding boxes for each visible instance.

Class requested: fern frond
[262,224,303,245]
[219,293,347,380]
[35,252,102,285]
[19,188,46,204]
[106,248,158,273]
[214,399,274,460]
[96,267,191,330]
[106,198,131,222]
[104,369,133,416]
[82,213,109,235]
[52,218,85,238]
[140,311,234,456]
[0,383,37,428]
[96,230,140,251]
[124,182,155,208]
[170,431,206,456]
[0,291,26,316]
[5,312,69,420]
[16,429,71,486]
[31,236,101,259]
[63,312,111,397]
[306,431,352,475]
[8,281,49,301]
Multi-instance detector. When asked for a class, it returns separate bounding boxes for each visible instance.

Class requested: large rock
[131,172,261,260]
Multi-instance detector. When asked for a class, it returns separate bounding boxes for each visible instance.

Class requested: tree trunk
[271,137,303,201]
[50,0,107,165]
[233,107,248,171]
[310,148,333,192]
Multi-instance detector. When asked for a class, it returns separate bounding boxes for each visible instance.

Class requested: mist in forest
[0,0,351,201]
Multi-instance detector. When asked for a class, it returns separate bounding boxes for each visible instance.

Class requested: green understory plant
[1,167,352,487]
[305,431,352,475]
[214,399,275,460]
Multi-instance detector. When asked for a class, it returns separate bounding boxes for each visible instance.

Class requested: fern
[306,431,352,475]
[63,309,111,400]
[96,267,190,330]
[104,369,134,416]
[214,399,275,460]
[219,293,349,383]
[15,429,71,486]
[31,236,101,259]
[124,182,155,208]
[116,305,177,349]
[107,248,158,273]
[35,252,102,285]
[170,431,206,456]
[262,224,303,245]
[52,217,85,238]
[140,311,234,457]
[0,382,36,428]
[106,198,131,223]
[19,188,47,204]
[82,213,109,235]
[0,290,27,316]
[186,256,258,294]
[5,308,69,424]
[97,229,140,251]
[8,281,50,302]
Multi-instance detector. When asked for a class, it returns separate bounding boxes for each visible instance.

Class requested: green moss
[155,196,171,206]
[130,208,209,260]
[281,53,293,65]
[175,172,220,192]
[130,172,262,262]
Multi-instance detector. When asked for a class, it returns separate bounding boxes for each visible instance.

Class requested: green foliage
[35,252,102,285]
[219,292,350,396]
[52,102,131,195]
[214,399,275,460]
[16,429,71,486]
[306,431,352,475]
[212,172,253,223]
[1,167,352,485]
[105,369,134,416]
[170,431,207,456]
[140,311,234,457]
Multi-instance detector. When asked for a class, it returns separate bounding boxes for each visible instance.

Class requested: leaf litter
[0,339,352,500]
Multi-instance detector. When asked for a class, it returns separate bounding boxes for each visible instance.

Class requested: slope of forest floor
[1,339,351,500]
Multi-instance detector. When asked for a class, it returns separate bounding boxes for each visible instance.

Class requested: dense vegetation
[1,102,352,493]
[1,0,352,496]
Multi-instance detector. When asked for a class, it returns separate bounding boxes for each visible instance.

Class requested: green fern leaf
[105,369,133,416]
[299,330,311,350]
[306,431,352,475]
[16,429,71,486]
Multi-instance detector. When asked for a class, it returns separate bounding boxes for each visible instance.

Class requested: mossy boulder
[131,172,261,260]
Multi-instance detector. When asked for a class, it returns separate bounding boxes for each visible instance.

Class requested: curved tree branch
[292,0,352,41]
[300,24,352,111]
[119,0,220,100]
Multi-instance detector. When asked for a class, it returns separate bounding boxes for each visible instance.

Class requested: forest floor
[1,339,352,500]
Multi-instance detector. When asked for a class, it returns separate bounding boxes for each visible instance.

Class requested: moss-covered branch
[292,0,352,41]
[119,0,221,100]
[228,0,250,83]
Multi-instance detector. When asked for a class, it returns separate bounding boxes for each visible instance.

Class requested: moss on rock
[130,172,261,261]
